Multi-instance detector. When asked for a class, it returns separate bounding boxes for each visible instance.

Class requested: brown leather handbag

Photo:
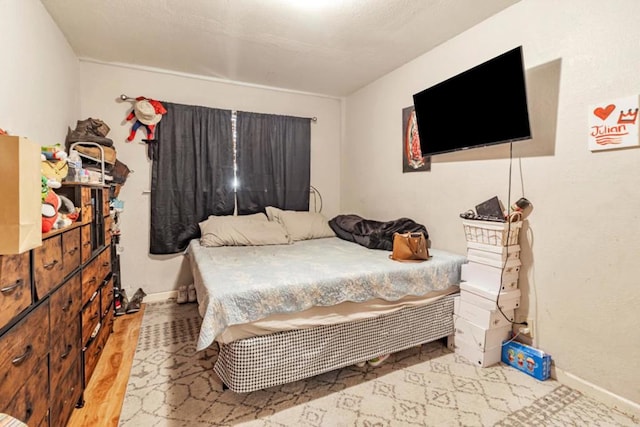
[389,232,430,262]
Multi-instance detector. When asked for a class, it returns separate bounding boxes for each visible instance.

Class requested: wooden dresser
[0,183,115,427]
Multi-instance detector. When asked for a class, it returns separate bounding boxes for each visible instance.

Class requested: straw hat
[134,99,162,125]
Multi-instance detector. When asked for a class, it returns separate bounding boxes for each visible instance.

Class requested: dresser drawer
[83,325,104,385]
[61,227,81,278]
[104,216,113,246]
[81,224,92,264]
[0,358,49,426]
[80,187,92,225]
[0,300,49,402]
[87,306,114,382]
[98,247,111,284]
[101,278,114,319]
[50,358,82,427]
[33,236,64,298]
[82,255,103,304]
[102,303,115,337]
[0,252,31,331]
[50,315,80,394]
[82,294,100,345]
[102,188,110,217]
[50,274,82,334]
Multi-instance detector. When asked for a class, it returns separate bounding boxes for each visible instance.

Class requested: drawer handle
[62,298,74,312]
[24,406,33,422]
[95,345,103,356]
[12,345,33,366]
[102,261,110,267]
[91,312,99,320]
[83,241,91,247]
[69,247,79,255]
[0,278,23,294]
[43,259,59,270]
[88,277,97,284]
[61,343,73,359]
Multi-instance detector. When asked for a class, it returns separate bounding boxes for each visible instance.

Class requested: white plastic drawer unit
[449,334,503,368]
[466,241,521,256]
[453,314,511,352]
[460,282,521,311]
[457,300,514,329]
[466,242,520,263]
[465,253,521,270]
[461,262,519,292]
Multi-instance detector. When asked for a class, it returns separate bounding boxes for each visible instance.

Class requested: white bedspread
[186,237,466,351]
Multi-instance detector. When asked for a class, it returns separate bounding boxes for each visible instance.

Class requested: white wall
[344,0,640,407]
[6,0,638,412]
[78,62,342,298]
[0,0,79,143]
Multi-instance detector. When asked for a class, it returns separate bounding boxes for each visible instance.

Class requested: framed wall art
[402,106,430,172]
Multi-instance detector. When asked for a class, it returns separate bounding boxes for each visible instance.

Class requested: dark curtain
[235,112,310,214]
[149,102,234,254]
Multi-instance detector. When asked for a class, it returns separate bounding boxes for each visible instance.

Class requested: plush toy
[42,190,60,233]
[54,214,73,230]
[41,153,68,188]
[41,176,50,201]
[42,191,79,232]
[126,97,167,141]
[58,194,79,223]
[41,144,68,161]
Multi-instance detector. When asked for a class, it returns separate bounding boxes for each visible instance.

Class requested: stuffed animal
[41,144,68,161]
[126,97,167,141]
[58,194,79,223]
[41,176,50,201]
[42,190,60,233]
[41,154,68,188]
[42,191,79,232]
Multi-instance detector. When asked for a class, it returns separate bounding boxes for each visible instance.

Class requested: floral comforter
[186,237,466,351]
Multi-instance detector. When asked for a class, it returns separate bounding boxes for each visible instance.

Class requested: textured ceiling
[41,0,519,97]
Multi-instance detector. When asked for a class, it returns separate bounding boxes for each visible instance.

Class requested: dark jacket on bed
[329,214,429,250]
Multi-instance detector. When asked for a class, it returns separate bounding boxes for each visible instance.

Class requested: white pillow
[198,212,267,235]
[265,206,336,241]
[199,213,290,247]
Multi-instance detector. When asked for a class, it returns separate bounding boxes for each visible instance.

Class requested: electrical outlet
[526,318,534,339]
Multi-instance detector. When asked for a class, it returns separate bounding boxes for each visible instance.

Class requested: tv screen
[412,46,532,157]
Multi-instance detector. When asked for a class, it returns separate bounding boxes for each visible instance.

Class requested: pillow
[199,213,290,247]
[265,206,336,241]
[198,212,267,235]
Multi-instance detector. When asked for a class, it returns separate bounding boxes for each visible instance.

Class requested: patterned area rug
[119,301,637,427]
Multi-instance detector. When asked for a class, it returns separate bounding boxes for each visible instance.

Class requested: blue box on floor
[501,340,551,381]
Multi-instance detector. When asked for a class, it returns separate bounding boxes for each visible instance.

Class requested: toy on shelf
[41,154,69,189]
[125,96,167,142]
[41,144,68,161]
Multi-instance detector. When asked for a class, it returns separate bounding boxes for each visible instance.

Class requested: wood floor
[67,305,145,427]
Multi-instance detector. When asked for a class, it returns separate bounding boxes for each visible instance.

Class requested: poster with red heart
[589,96,639,151]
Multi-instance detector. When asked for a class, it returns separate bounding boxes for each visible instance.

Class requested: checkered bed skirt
[214,294,456,393]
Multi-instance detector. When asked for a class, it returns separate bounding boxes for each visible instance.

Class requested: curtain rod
[119,94,317,122]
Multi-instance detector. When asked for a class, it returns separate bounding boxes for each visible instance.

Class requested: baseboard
[554,367,639,421]
[144,290,178,303]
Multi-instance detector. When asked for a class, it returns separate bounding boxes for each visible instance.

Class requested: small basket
[462,219,522,246]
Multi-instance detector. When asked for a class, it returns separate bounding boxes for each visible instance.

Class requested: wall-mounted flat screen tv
[412,46,532,157]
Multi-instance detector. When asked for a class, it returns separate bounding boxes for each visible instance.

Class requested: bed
[186,219,467,392]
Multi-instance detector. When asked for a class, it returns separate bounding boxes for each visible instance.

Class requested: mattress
[187,237,466,351]
[215,286,458,343]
